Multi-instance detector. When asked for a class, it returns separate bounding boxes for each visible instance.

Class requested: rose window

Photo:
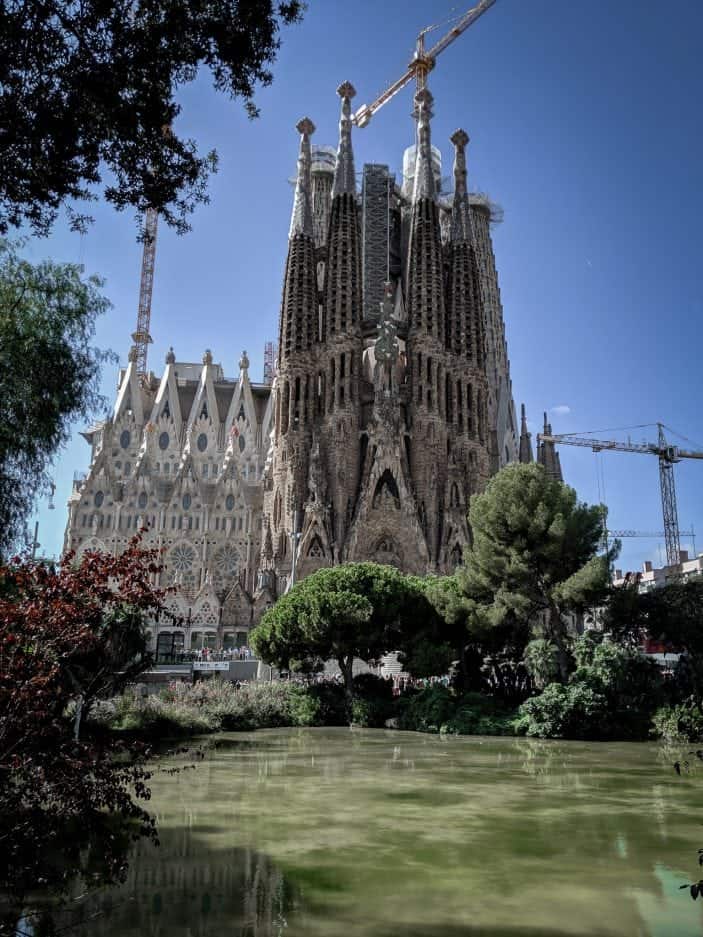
[213,543,240,590]
[169,543,198,591]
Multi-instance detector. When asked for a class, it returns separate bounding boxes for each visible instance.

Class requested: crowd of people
[172,646,255,663]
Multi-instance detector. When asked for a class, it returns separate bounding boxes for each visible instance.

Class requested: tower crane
[538,424,703,568]
[352,0,498,128]
[131,207,158,374]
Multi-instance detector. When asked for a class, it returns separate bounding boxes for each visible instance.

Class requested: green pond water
[76,728,703,937]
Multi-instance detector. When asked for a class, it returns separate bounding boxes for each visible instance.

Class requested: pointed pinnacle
[333,83,356,198]
[290,117,315,239]
[450,128,472,241]
[412,88,435,203]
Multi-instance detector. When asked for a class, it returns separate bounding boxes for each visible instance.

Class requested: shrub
[351,673,395,728]
[445,693,518,736]
[397,685,456,733]
[652,703,703,743]
[515,683,609,739]
[516,634,665,740]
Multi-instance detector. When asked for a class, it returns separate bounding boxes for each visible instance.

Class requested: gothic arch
[372,469,400,510]
[306,534,325,559]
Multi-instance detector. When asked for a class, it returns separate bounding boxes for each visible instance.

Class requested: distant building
[613,550,703,593]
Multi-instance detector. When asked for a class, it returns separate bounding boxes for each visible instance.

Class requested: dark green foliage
[397,685,517,736]
[642,579,703,706]
[287,683,346,728]
[459,463,608,682]
[401,575,470,683]
[0,240,112,557]
[351,674,395,728]
[516,633,664,740]
[444,693,518,737]
[0,1,304,235]
[397,685,456,733]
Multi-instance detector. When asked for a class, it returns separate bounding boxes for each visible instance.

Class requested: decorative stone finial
[165,346,176,364]
[203,349,213,365]
[337,80,356,101]
[239,350,250,372]
[333,82,357,198]
[128,345,138,363]
[450,128,469,150]
[296,116,315,137]
[289,118,316,239]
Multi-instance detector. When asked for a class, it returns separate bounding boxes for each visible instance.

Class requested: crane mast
[538,423,703,568]
[352,0,497,128]
[131,207,158,374]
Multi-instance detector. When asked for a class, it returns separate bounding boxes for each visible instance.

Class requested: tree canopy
[0,239,112,558]
[251,563,433,715]
[458,463,608,681]
[0,0,304,235]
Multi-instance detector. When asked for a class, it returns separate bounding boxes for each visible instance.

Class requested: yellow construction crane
[538,424,703,568]
[352,0,498,128]
[131,206,158,374]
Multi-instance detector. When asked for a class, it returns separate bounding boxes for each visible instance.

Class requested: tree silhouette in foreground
[0,1,304,235]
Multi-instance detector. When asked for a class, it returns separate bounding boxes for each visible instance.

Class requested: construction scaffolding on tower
[361,165,395,324]
[263,341,277,385]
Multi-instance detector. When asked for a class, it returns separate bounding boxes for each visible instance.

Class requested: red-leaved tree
[0,535,168,919]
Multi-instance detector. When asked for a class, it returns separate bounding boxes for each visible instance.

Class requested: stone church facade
[64,83,555,655]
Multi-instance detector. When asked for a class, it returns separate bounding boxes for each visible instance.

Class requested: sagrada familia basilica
[63,84,562,656]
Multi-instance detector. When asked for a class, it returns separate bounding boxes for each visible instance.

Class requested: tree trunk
[339,657,354,724]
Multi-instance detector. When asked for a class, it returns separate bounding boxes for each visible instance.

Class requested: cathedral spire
[289,117,315,240]
[324,84,362,341]
[518,403,533,463]
[412,88,435,203]
[406,88,444,345]
[278,117,319,366]
[450,129,473,243]
[444,128,483,361]
[332,81,356,198]
[537,411,563,481]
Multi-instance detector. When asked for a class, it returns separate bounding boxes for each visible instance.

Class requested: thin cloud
[550,405,571,416]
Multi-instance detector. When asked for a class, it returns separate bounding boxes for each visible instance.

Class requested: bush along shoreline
[89,650,703,745]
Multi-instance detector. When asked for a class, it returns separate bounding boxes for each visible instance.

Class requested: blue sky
[26,0,703,570]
